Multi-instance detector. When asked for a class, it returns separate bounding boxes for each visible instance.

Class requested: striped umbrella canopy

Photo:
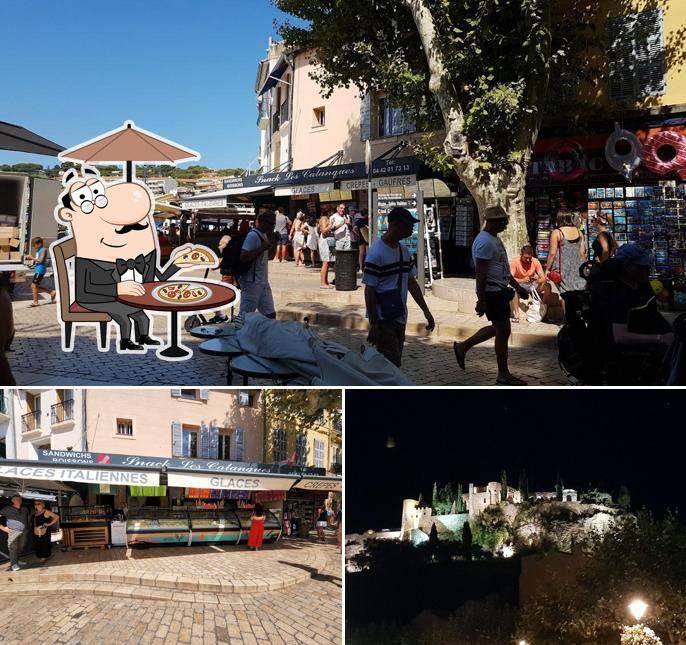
[59,120,199,181]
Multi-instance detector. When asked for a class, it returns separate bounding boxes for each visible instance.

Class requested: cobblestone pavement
[0,541,342,645]
[8,271,567,386]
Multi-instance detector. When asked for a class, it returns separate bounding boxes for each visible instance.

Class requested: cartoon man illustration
[55,165,212,352]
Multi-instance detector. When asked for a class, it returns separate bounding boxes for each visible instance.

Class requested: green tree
[617,485,631,510]
[275,0,614,254]
[263,389,341,427]
[10,163,44,174]
[500,469,508,502]
[456,483,465,513]
[518,512,686,644]
[556,473,563,501]
[518,468,529,501]
[462,521,473,561]
[429,522,439,546]
[432,481,438,509]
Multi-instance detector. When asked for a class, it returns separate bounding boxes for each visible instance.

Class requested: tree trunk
[456,162,529,258]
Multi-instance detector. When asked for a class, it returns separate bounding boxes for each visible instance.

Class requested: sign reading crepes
[293,479,342,492]
[0,465,159,486]
[167,471,299,491]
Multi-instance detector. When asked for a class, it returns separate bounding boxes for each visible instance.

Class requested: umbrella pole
[126,160,133,182]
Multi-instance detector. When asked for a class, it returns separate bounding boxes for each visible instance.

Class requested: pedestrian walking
[0,495,29,571]
[274,208,291,262]
[25,237,55,306]
[32,501,59,562]
[290,211,307,267]
[353,208,370,272]
[362,207,435,367]
[247,503,265,551]
[316,507,328,542]
[453,205,530,385]
[306,215,319,267]
[238,211,278,318]
[318,209,335,289]
[590,212,615,263]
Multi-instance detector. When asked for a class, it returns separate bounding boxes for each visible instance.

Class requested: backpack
[220,231,256,278]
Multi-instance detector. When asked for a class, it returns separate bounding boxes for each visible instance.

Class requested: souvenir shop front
[526,117,686,296]
[283,475,343,538]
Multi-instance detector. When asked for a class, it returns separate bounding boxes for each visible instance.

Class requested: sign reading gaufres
[222,156,421,191]
[0,465,159,486]
[37,450,324,477]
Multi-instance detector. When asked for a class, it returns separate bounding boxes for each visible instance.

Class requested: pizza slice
[173,246,217,268]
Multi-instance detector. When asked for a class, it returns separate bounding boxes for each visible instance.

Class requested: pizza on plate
[155,283,210,304]
[173,247,216,267]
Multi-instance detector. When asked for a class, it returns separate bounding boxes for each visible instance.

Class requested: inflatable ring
[545,140,587,183]
[605,122,643,180]
[642,130,686,176]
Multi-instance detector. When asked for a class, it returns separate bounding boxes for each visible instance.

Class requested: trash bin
[334,249,358,291]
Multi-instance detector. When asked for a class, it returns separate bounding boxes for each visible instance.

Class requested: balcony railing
[279,100,289,125]
[22,410,41,433]
[272,111,281,134]
[330,462,342,475]
[51,399,75,425]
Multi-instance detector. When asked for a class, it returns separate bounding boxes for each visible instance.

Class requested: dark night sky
[346,389,682,533]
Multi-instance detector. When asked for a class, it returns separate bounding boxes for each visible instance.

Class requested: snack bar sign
[0,465,159,486]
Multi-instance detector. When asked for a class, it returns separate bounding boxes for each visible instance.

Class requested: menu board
[376,193,420,255]
[454,200,474,247]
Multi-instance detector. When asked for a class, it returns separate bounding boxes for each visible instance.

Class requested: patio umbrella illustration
[0,120,64,156]
[58,120,199,181]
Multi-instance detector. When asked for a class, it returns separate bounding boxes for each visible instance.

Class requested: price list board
[454,199,474,247]
[376,193,420,255]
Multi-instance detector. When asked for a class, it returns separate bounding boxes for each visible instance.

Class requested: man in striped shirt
[363,207,435,367]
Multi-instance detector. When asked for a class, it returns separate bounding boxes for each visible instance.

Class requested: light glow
[628,599,648,621]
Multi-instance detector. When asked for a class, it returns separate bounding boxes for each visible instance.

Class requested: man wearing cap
[363,207,435,367]
[453,205,530,385]
[0,495,29,571]
[603,244,672,347]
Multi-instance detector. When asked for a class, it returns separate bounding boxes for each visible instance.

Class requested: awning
[0,476,76,494]
[154,201,182,215]
[0,121,64,156]
[0,464,159,487]
[292,477,342,493]
[258,55,289,96]
[167,470,299,491]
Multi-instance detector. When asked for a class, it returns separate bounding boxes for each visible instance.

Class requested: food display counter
[126,508,191,546]
[188,509,242,544]
[60,505,111,549]
[235,509,282,544]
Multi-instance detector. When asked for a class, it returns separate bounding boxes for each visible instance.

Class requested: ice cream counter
[60,506,111,549]
[126,507,282,546]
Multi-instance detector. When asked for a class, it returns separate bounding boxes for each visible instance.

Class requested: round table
[189,324,239,339]
[198,337,244,384]
[229,354,300,385]
[117,280,237,359]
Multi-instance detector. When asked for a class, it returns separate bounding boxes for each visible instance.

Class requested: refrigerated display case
[189,509,242,544]
[60,505,111,549]
[126,508,190,546]
[235,509,282,543]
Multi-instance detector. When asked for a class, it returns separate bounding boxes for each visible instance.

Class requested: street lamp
[628,599,648,622]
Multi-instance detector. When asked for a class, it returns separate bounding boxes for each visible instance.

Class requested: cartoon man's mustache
[115,221,150,235]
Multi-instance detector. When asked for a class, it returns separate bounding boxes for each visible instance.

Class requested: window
[314,439,325,468]
[608,10,665,100]
[272,428,287,462]
[295,433,307,466]
[332,446,341,466]
[182,428,198,458]
[234,428,244,461]
[180,390,198,400]
[218,434,231,461]
[116,418,134,437]
[377,96,416,138]
[238,391,254,407]
[313,106,326,127]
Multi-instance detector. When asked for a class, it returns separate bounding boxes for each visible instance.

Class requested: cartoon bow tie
[115,255,147,276]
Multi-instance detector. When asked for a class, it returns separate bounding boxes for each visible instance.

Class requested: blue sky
[1,0,295,169]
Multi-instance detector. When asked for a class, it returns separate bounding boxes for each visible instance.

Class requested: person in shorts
[239,212,278,318]
[453,206,530,385]
[25,237,55,306]
[274,209,291,262]
[509,244,548,321]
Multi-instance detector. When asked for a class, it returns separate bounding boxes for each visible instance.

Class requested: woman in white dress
[290,211,307,267]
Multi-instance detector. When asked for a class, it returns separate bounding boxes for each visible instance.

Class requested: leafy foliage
[518,512,686,644]
[263,389,341,428]
[472,505,510,552]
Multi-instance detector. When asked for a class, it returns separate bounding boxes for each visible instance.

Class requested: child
[25,237,55,306]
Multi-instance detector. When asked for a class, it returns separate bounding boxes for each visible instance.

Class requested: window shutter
[635,10,665,96]
[234,428,244,461]
[360,94,371,141]
[608,15,635,100]
[171,388,181,398]
[200,422,209,458]
[209,423,219,460]
[171,421,183,457]
[391,106,405,136]
[199,389,210,401]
